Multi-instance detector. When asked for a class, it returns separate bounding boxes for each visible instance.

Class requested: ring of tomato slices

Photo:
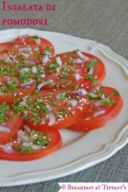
[0,127,61,161]
[68,86,123,132]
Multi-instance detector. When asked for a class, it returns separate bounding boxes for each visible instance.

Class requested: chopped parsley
[32,131,49,146]
[49,81,55,87]
[86,74,95,80]
[91,79,97,86]
[86,59,97,70]
[15,62,25,67]
[0,103,12,123]
[14,145,33,153]
[29,35,39,42]
[7,80,17,91]
[58,90,70,99]
[74,83,79,90]
[86,73,97,86]
[102,91,119,106]
[44,46,51,54]
[19,71,32,84]
[20,52,29,59]
[0,67,7,75]
[0,87,6,93]
[13,98,21,104]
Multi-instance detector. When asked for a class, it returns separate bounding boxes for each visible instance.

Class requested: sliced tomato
[14,35,55,53]
[68,86,123,132]
[39,50,105,91]
[0,103,23,144]
[13,88,89,131]
[0,35,55,103]
[39,52,87,91]
[0,126,61,161]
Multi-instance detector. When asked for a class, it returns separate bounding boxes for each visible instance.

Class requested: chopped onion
[37,80,53,90]
[92,86,100,93]
[88,67,94,75]
[68,99,78,107]
[5,55,13,63]
[30,144,42,150]
[75,73,82,81]
[24,59,36,66]
[79,88,88,96]
[93,109,106,117]
[56,56,62,66]
[75,58,84,64]
[18,130,28,143]
[46,104,52,111]
[35,38,41,45]
[40,74,46,78]
[22,125,30,133]
[42,55,50,64]
[76,50,89,61]
[2,143,14,154]
[31,66,38,74]
[72,88,88,97]
[20,67,30,73]
[19,47,32,52]
[21,79,35,87]
[48,113,56,126]
[0,125,10,133]
[93,100,103,107]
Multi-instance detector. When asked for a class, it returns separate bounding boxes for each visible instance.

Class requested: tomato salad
[0,35,123,161]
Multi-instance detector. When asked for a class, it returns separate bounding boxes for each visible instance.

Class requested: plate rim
[0,28,127,186]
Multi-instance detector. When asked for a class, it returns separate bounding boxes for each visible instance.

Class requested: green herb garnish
[86,59,97,70]
[14,146,33,153]
[7,81,17,91]
[0,67,7,75]
[102,91,119,106]
[29,35,39,42]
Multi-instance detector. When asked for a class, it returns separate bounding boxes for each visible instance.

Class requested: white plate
[0,29,128,186]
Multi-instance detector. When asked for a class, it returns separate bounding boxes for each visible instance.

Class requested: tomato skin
[68,87,123,132]
[0,114,23,144]
[0,130,61,161]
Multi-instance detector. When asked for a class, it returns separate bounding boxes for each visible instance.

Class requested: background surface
[0,0,128,191]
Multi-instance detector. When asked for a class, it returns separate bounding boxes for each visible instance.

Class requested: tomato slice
[39,50,105,91]
[0,125,61,161]
[40,52,87,90]
[0,103,23,144]
[12,88,89,131]
[13,35,55,56]
[68,86,123,132]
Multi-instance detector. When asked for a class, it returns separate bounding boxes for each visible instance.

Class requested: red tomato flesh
[68,86,123,132]
[0,127,61,161]
[20,89,89,131]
